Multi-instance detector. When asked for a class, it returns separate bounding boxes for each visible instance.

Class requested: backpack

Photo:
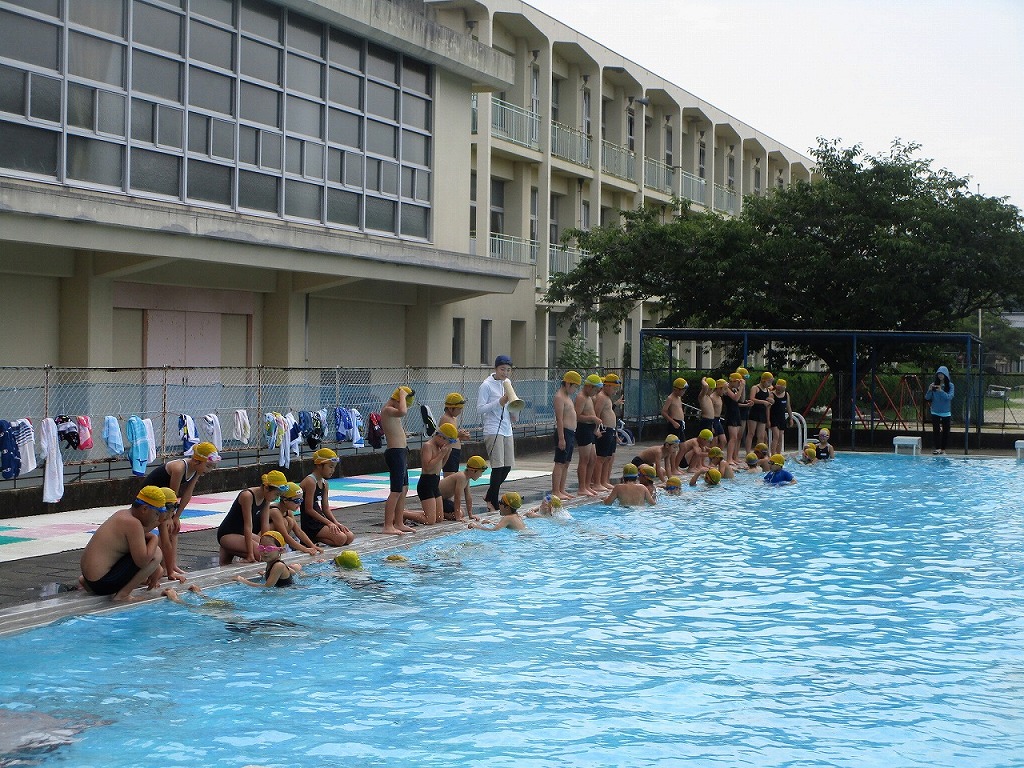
[366,412,385,449]
[0,420,20,480]
[420,404,437,437]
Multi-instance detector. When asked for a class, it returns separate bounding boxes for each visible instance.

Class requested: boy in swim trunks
[661,378,688,440]
[441,454,488,521]
[630,434,679,482]
[405,423,458,526]
[602,464,656,507]
[468,492,528,532]
[574,374,604,496]
[552,371,581,500]
[79,485,167,603]
[382,386,415,535]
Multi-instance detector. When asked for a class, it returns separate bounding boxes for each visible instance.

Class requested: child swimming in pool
[524,493,572,521]
[602,464,655,507]
[468,492,528,531]
[689,467,722,487]
[235,531,301,588]
[664,476,683,495]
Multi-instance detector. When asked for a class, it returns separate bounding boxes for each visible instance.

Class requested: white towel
[285,412,301,459]
[276,413,289,467]
[40,417,63,504]
[203,413,223,451]
[143,418,157,464]
[12,418,37,474]
[233,409,251,444]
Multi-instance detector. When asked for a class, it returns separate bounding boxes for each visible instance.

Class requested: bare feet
[556,491,575,500]
[399,524,416,533]
[112,592,148,604]
[381,527,409,535]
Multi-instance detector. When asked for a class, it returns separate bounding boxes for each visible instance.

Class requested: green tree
[554,336,599,371]
[546,139,1024,416]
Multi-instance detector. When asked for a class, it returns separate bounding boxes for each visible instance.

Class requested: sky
[525,0,1023,211]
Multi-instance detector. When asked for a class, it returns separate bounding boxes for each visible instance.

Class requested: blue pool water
[1,454,1023,767]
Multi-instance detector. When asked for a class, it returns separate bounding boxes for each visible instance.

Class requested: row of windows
[0,0,434,240]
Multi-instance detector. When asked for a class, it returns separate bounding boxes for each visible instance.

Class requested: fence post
[256,366,263,465]
[161,367,169,457]
[43,365,51,417]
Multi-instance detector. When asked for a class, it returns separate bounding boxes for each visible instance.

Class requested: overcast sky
[525,0,1023,210]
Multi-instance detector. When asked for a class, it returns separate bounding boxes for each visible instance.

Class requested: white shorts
[485,433,515,468]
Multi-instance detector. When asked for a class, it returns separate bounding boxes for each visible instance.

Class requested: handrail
[789,411,807,455]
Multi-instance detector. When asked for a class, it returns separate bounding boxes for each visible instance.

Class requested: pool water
[1,454,1023,767]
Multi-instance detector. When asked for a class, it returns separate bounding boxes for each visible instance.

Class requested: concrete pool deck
[0,444,1014,636]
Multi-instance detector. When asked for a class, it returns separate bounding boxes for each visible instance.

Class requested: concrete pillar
[261,273,306,367]
[59,251,113,366]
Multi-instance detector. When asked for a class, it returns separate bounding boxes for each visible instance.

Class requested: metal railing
[679,170,707,206]
[547,244,585,282]
[550,121,592,166]
[600,139,636,181]
[489,233,538,264]
[490,97,541,150]
[713,183,738,215]
[643,157,674,195]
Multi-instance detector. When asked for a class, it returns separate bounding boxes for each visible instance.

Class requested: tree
[554,336,599,371]
[545,139,1024,418]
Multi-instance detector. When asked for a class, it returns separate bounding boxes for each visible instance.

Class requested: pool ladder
[784,412,808,455]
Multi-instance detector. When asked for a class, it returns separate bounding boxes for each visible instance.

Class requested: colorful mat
[0,468,547,563]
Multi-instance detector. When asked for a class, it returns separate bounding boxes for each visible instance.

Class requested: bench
[1016,440,1024,460]
[893,436,922,455]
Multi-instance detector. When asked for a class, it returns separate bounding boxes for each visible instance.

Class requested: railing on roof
[601,139,635,182]
[550,122,592,167]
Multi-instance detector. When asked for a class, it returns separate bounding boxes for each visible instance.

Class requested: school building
[0,0,813,372]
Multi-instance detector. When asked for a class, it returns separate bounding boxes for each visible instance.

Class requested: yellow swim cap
[736,367,749,376]
[438,423,459,440]
[761,372,774,381]
[770,454,785,466]
[622,463,639,478]
[549,495,562,508]
[444,392,467,407]
[775,378,787,387]
[385,553,408,562]
[804,445,817,456]
[585,374,603,386]
[466,455,488,470]
[640,464,657,478]
[699,429,713,441]
[715,379,727,388]
[335,550,362,569]
[755,442,769,452]
[262,470,289,488]
[708,446,723,458]
[704,377,717,388]
[746,452,759,464]
[160,487,179,506]
[563,371,582,385]
[282,482,303,501]
[136,485,167,510]
[729,372,743,381]
[673,377,688,389]
[313,447,339,464]
[500,492,522,510]
[666,476,682,489]
[603,373,621,384]
[706,468,722,485]
[664,434,680,444]
[261,530,286,547]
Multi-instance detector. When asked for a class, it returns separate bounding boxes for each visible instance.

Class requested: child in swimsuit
[236,530,300,588]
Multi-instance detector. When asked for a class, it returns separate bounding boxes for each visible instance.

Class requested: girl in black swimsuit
[235,530,299,588]
[217,470,289,565]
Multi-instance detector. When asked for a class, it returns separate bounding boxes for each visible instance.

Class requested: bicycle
[614,419,634,446]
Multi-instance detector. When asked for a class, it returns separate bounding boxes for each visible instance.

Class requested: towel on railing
[0,420,21,480]
[11,419,36,473]
[233,409,251,444]
[143,418,157,464]
[40,417,63,502]
[126,416,149,476]
[178,414,200,453]
[76,416,93,450]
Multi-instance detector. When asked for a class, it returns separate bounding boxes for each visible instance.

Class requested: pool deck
[0,444,1013,635]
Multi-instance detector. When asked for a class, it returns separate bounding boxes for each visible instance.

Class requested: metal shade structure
[638,328,984,452]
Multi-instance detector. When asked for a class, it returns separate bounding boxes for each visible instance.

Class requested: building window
[547,312,558,366]
[698,140,706,179]
[580,199,590,230]
[489,178,505,234]
[754,164,762,194]
[550,77,560,123]
[664,126,673,167]
[452,317,465,365]
[469,170,477,239]
[727,154,735,189]
[549,194,559,245]
[480,319,492,366]
[530,187,538,243]
[626,109,635,152]
[581,88,591,136]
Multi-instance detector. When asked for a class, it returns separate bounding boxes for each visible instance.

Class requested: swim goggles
[257,544,285,553]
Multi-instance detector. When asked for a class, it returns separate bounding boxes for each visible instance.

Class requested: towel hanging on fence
[40,417,63,503]
[0,420,21,480]
[76,416,93,450]
[103,415,124,457]
[202,413,223,451]
[178,414,200,453]
[54,415,79,450]
[126,416,149,476]
[142,417,157,465]
[286,412,301,459]
[349,408,364,448]
[233,409,251,444]
[11,419,36,474]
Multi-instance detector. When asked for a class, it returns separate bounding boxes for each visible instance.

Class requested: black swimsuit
[217,489,267,541]
[264,559,293,587]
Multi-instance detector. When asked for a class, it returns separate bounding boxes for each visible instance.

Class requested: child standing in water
[236,530,300,588]
[468,492,527,532]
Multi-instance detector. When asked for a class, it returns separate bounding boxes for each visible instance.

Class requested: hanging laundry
[40,417,63,503]
[102,416,124,457]
[54,415,79,450]
[202,413,223,451]
[0,420,21,480]
[76,416,94,450]
[349,408,365,449]
[233,409,251,444]
[178,414,200,453]
[11,419,36,474]
[126,415,149,476]
[143,418,157,463]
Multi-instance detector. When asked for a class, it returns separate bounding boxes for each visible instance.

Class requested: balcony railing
[550,121,592,167]
[489,233,538,264]
[679,170,706,206]
[490,97,541,151]
[601,139,635,182]
[713,183,738,215]
[643,157,674,195]
[547,244,586,279]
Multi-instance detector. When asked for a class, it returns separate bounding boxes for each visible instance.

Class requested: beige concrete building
[0,0,812,371]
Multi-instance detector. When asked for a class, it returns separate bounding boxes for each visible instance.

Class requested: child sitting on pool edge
[468,492,527,531]
[236,530,301,588]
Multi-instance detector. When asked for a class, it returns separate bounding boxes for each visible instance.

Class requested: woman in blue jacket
[924,366,954,454]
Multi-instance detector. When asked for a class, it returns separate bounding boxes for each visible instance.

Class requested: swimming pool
[1,453,1022,767]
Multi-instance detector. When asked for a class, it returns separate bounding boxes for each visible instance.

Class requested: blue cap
[494,355,513,367]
